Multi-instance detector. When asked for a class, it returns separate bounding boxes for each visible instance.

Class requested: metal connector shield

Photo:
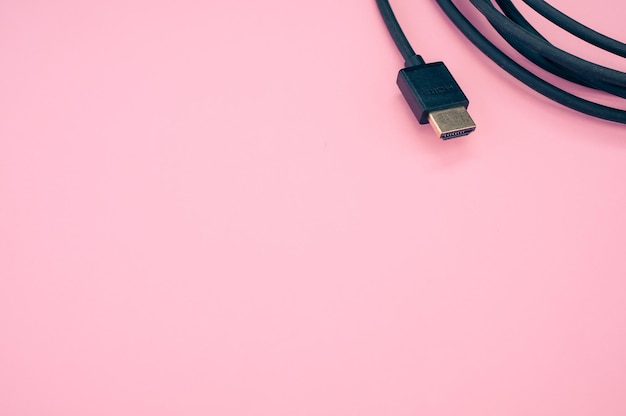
[428,107,476,139]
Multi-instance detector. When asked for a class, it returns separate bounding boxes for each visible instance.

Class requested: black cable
[375,0,425,66]
[471,0,624,87]
[491,0,626,96]
[376,0,626,126]
[521,0,626,57]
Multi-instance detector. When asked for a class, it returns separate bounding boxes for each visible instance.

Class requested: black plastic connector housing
[396,62,470,124]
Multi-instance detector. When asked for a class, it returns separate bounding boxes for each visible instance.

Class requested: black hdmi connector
[375,0,476,139]
[375,0,626,130]
[397,61,475,139]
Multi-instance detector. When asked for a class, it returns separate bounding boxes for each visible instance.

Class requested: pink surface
[1,1,626,415]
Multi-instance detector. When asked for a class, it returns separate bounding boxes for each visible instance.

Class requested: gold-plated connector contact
[428,107,476,139]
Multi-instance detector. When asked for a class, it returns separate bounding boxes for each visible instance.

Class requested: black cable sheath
[522,0,626,57]
[490,0,626,98]
[471,0,626,87]
[375,0,415,62]
[375,0,626,124]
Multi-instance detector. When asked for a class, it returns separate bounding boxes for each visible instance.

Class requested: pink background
[1,1,626,415]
